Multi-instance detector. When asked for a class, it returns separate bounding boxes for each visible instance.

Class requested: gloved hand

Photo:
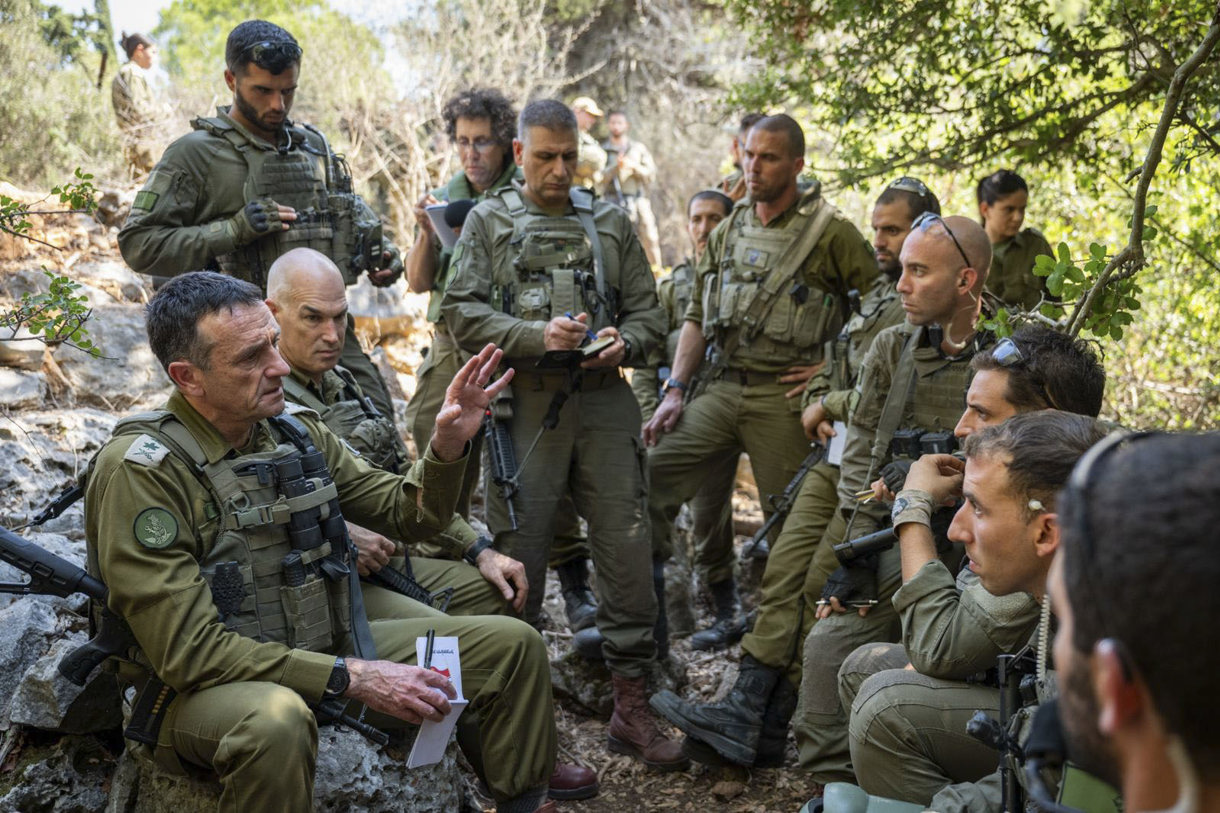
[881,459,914,495]
[821,553,879,608]
[368,242,404,287]
[227,198,285,246]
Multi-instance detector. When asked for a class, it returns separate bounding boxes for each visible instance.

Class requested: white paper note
[827,421,848,466]
[406,636,468,768]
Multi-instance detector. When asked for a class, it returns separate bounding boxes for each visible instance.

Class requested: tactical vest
[192,115,383,289]
[701,185,844,367]
[282,368,403,474]
[903,329,984,435]
[107,409,353,655]
[490,186,615,334]
[827,282,902,392]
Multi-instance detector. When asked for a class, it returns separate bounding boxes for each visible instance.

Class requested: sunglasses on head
[886,176,932,199]
[990,337,1063,411]
[240,40,302,67]
[911,210,972,270]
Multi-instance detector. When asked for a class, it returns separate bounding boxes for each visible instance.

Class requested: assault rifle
[741,443,826,560]
[0,525,388,745]
[483,409,520,531]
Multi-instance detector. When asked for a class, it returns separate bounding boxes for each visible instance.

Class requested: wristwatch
[323,656,349,700]
[620,336,633,362]
[662,377,688,396]
[463,536,495,567]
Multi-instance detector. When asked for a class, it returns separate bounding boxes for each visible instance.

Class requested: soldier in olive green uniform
[602,111,662,267]
[111,33,170,178]
[716,113,763,203]
[443,100,685,771]
[976,169,1054,311]
[118,20,403,425]
[268,248,524,618]
[646,116,877,767]
[630,190,739,653]
[85,271,557,812]
[832,329,1106,809]
[572,97,608,190]
[793,215,995,785]
[404,90,595,633]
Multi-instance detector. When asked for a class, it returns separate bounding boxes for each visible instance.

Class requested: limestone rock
[9,634,123,734]
[0,734,116,813]
[0,599,63,729]
[0,367,44,409]
[0,411,116,526]
[55,303,171,410]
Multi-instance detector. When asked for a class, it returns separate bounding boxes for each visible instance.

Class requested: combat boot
[680,673,797,768]
[653,560,670,661]
[688,578,747,652]
[649,655,779,766]
[607,674,690,771]
[556,558,598,632]
[572,625,605,660]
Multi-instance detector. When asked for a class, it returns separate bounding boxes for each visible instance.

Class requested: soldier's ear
[168,359,203,395]
[512,139,524,167]
[224,69,237,93]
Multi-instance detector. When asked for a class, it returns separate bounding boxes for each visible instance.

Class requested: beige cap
[571,96,604,117]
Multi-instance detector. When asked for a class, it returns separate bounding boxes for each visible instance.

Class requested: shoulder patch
[124,434,171,467]
[133,190,159,211]
[133,507,178,549]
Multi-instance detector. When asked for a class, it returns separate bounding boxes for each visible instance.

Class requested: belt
[715,367,780,387]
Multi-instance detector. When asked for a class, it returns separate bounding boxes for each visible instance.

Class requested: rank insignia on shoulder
[133,507,178,549]
[124,434,171,467]
[132,190,159,211]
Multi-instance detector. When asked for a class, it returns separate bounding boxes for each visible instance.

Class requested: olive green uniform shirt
[111,60,163,134]
[686,190,878,374]
[988,227,1054,311]
[575,130,607,189]
[632,260,695,418]
[893,560,1042,680]
[800,276,904,419]
[601,138,656,198]
[85,391,464,699]
[441,186,665,367]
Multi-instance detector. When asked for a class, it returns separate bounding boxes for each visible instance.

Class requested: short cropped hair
[517,99,577,140]
[146,271,264,372]
[443,88,517,153]
[876,177,941,221]
[1059,431,1220,780]
[688,190,733,218]
[976,169,1029,206]
[963,410,1106,519]
[751,114,805,159]
[225,20,299,75]
[119,32,153,59]
[739,112,764,138]
[972,325,1105,417]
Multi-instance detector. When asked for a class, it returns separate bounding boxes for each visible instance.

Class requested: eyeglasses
[886,176,932,199]
[455,137,499,153]
[240,40,303,66]
[990,337,1062,411]
[912,210,972,271]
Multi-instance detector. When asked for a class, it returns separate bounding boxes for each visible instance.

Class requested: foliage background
[1,0,1216,428]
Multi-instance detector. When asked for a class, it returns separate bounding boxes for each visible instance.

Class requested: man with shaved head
[266,248,531,617]
[789,213,995,787]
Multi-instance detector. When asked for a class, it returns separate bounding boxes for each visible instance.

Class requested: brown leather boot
[607,674,690,771]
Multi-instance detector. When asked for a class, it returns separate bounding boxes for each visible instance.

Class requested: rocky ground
[0,185,820,811]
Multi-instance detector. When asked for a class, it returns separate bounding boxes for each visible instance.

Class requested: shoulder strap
[500,186,527,217]
[738,195,839,343]
[870,328,922,469]
[569,187,609,317]
[282,375,328,415]
[332,366,381,420]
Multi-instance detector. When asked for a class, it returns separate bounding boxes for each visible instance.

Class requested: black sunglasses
[912,210,972,270]
[990,337,1062,411]
[240,40,303,67]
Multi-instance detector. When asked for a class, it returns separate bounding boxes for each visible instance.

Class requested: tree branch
[1067,4,1220,336]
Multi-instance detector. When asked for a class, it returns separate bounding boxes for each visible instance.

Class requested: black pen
[423,628,436,670]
